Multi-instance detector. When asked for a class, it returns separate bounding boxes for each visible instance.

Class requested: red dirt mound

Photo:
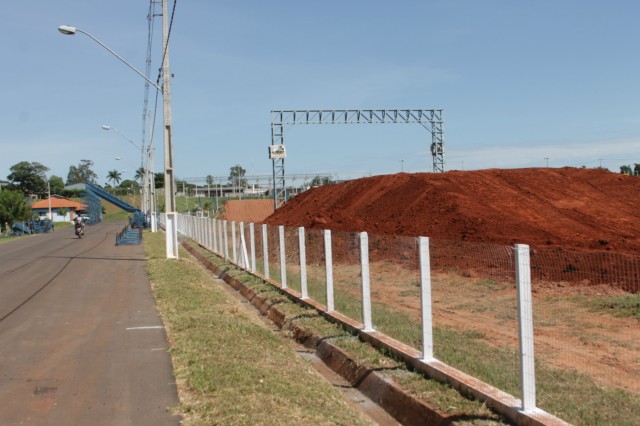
[264,167,640,255]
[218,199,275,223]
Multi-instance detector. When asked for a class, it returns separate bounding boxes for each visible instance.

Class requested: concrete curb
[183,242,464,426]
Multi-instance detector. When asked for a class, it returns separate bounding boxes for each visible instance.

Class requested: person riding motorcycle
[74,215,85,237]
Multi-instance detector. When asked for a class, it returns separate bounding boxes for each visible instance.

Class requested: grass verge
[143,231,374,426]
[181,238,508,425]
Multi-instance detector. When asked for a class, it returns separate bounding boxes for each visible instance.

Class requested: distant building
[31,195,87,222]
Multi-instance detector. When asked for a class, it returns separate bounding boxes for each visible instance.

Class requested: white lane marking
[126,326,164,330]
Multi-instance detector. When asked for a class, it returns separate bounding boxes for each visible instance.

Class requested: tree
[134,167,146,182]
[67,159,98,185]
[620,165,633,175]
[228,164,247,188]
[206,175,214,186]
[107,170,122,186]
[118,179,140,192]
[154,172,164,189]
[0,190,30,227]
[6,161,49,196]
[49,176,65,195]
[310,175,332,186]
[634,163,640,176]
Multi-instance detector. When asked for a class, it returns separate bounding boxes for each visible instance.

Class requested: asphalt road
[0,222,180,426]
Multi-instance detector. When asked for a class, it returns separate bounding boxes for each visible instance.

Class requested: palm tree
[107,169,122,186]
[134,167,146,182]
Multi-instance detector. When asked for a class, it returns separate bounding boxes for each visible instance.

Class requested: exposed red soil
[264,167,640,255]
[218,199,275,223]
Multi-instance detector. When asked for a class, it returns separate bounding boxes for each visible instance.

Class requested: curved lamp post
[58,25,162,92]
[59,13,178,258]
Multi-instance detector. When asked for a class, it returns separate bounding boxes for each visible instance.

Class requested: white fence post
[250,222,256,273]
[231,221,237,262]
[212,219,217,253]
[204,218,208,247]
[324,230,334,312]
[239,222,249,269]
[360,232,373,331]
[194,216,198,242]
[279,225,287,288]
[299,227,308,299]
[419,237,434,361]
[223,220,229,261]
[262,224,270,279]
[515,244,536,411]
[218,220,224,255]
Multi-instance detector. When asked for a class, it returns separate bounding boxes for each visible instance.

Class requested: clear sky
[2,1,639,187]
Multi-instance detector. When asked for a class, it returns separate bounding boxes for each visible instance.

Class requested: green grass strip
[144,231,373,426]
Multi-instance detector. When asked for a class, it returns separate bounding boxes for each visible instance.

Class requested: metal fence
[169,213,640,424]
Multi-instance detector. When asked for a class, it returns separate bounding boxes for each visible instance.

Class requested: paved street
[0,222,180,426]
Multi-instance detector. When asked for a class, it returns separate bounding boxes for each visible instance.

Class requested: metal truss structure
[270,109,445,208]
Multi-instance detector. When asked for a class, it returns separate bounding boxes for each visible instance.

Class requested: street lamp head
[101,125,112,131]
[58,25,77,35]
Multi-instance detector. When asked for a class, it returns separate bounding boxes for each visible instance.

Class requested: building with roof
[31,195,87,223]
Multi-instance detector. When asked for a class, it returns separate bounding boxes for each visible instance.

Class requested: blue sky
[2,1,639,186]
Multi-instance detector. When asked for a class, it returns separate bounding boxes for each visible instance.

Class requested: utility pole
[47,180,52,221]
[148,111,157,232]
[162,0,178,258]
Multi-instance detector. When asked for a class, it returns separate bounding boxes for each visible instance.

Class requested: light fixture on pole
[59,18,178,258]
[114,156,135,168]
[58,25,162,92]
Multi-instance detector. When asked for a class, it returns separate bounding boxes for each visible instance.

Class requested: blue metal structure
[115,224,142,245]
[85,182,139,214]
[83,182,148,227]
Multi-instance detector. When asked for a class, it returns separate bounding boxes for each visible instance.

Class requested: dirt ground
[265,167,640,254]
[263,167,640,395]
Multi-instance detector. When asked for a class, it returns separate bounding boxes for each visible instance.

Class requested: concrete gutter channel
[183,242,569,426]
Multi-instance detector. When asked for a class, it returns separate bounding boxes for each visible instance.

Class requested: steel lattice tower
[270,109,445,208]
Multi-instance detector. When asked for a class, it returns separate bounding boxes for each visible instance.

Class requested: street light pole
[147,111,157,232]
[161,0,178,259]
[47,180,52,221]
[58,19,178,258]
[58,25,162,92]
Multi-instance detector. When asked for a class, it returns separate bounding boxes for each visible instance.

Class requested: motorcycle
[74,223,85,238]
